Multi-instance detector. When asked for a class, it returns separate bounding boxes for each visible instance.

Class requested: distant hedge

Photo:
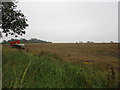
[2,38,52,44]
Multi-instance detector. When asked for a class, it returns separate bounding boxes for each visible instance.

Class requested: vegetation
[2,43,119,88]
[0,1,28,37]
[2,38,52,44]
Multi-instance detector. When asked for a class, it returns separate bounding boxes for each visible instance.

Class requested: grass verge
[2,48,119,88]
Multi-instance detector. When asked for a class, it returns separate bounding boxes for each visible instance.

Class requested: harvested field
[24,43,119,70]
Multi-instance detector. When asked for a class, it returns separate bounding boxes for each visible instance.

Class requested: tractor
[10,40,25,49]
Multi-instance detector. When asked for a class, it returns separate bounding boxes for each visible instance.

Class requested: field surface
[2,43,120,88]
[25,43,119,70]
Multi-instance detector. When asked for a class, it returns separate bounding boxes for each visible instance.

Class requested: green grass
[2,48,119,88]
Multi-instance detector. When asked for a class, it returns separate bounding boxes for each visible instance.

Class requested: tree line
[2,38,52,44]
[76,41,115,43]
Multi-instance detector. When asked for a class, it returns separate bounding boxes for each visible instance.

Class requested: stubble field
[25,43,119,70]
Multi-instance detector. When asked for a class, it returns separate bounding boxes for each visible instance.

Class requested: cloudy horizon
[0,1,118,43]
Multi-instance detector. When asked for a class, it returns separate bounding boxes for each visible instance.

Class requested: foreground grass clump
[2,49,119,88]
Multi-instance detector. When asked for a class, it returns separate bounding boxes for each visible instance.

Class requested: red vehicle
[10,40,25,49]
[10,40,20,45]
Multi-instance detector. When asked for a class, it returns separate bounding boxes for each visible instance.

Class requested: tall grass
[2,48,119,88]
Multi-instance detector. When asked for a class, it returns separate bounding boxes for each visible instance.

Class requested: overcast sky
[1,0,118,43]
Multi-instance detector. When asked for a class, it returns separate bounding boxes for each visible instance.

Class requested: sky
[1,0,119,43]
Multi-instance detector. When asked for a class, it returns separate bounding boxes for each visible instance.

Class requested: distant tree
[30,38,38,42]
[2,40,7,44]
[8,38,17,42]
[20,38,27,43]
[91,41,94,43]
[87,41,91,43]
[0,1,28,38]
[110,41,114,43]
[87,41,94,43]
